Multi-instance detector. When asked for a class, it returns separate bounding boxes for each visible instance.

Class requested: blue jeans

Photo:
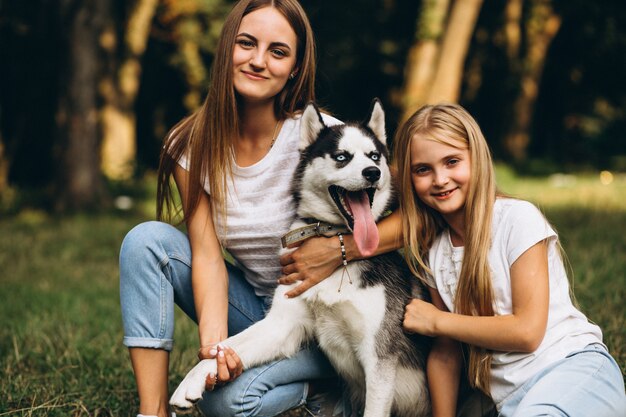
[120,221,335,417]
[498,343,626,417]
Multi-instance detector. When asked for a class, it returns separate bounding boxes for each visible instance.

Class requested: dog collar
[281,221,350,248]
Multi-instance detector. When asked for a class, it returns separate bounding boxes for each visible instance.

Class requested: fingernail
[219,351,224,357]
[209,348,217,356]
[209,373,215,379]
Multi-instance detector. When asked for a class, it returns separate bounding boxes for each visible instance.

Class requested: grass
[0,169,624,416]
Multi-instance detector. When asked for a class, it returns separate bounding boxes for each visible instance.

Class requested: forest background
[1,0,625,210]
[1,0,625,416]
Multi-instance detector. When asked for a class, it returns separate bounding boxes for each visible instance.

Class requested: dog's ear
[300,102,325,150]
[366,98,386,145]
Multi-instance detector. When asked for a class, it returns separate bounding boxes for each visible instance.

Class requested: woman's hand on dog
[198,345,243,390]
[279,235,350,297]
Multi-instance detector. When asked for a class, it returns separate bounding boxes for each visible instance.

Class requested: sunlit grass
[0,212,200,416]
[496,164,626,210]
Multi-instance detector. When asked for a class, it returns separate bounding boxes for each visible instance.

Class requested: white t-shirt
[178,113,340,297]
[425,198,603,407]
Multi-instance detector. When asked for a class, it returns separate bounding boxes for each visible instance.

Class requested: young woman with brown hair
[119,1,356,416]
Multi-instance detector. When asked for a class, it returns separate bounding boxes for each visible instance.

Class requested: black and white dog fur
[170,100,431,417]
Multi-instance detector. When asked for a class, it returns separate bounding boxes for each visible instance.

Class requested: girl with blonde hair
[396,103,625,416]
[119,1,365,416]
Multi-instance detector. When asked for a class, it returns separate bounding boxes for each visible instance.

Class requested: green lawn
[0,170,624,416]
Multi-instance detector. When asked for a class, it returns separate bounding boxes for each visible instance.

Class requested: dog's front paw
[169,359,217,414]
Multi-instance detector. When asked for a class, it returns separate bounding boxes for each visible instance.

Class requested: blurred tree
[466,0,626,168]
[298,0,420,137]
[2,0,626,213]
[400,0,450,118]
[133,0,232,173]
[533,0,626,170]
[158,0,231,111]
[400,0,483,120]
[503,0,561,162]
[54,0,109,211]
[100,0,159,180]
[0,0,59,207]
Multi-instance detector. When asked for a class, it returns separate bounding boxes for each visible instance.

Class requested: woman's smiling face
[232,6,298,104]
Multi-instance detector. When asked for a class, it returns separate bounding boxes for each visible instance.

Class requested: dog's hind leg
[361,357,398,417]
[170,284,313,414]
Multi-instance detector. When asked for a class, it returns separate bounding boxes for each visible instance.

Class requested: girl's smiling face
[410,134,471,226]
[232,7,298,104]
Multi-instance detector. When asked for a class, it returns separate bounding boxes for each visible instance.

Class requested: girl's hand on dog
[279,235,351,297]
[199,345,243,390]
[403,298,441,337]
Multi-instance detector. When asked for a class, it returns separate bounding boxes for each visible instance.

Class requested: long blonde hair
[157,0,317,228]
[394,103,497,395]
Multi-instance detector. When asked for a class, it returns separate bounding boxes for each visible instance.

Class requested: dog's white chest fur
[301,267,388,385]
[302,264,385,337]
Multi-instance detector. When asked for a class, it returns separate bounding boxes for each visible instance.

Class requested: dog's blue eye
[370,153,380,161]
[335,154,347,162]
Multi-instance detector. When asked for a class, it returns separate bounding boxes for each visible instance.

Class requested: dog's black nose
[362,166,381,182]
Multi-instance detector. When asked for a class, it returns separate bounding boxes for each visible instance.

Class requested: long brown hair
[394,103,497,395]
[156,0,317,230]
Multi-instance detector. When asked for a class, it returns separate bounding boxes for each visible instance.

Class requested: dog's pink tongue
[346,191,379,257]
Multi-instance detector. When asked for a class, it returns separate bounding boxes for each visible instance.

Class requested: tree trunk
[504,0,561,161]
[427,0,484,104]
[401,0,450,120]
[54,0,108,212]
[100,0,158,180]
[401,0,484,120]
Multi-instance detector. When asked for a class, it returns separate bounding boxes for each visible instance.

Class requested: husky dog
[170,100,431,417]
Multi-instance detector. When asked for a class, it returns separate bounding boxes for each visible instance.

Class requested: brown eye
[236,39,254,48]
[271,48,287,58]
